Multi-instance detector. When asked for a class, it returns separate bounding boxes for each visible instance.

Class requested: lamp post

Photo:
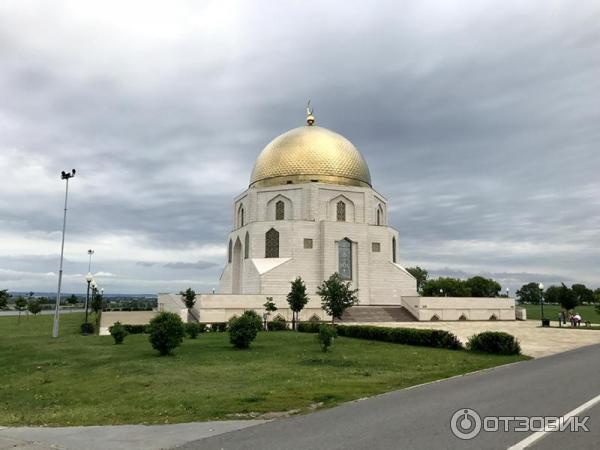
[52,169,76,338]
[84,272,93,323]
[506,288,510,298]
[439,288,444,297]
[539,282,545,326]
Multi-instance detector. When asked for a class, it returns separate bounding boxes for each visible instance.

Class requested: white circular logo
[450,408,482,440]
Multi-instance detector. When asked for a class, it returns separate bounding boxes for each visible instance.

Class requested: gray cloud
[164,261,219,270]
[0,0,599,294]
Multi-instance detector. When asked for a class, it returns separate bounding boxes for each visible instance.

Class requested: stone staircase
[340,306,416,323]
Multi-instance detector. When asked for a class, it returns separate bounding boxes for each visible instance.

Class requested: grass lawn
[0,313,527,426]
[521,304,600,323]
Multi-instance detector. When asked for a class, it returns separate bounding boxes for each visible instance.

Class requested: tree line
[404,267,600,307]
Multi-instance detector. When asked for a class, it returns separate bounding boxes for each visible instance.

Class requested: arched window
[228,239,232,263]
[459,314,468,321]
[336,201,346,222]
[237,205,244,228]
[275,200,284,220]
[338,238,352,280]
[392,236,397,263]
[377,208,381,226]
[244,232,249,259]
[265,228,279,258]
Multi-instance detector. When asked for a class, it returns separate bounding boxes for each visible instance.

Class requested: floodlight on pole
[52,169,76,338]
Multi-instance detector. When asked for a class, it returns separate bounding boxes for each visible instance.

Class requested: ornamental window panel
[372,242,381,252]
[338,238,352,280]
[304,238,313,249]
[244,232,249,259]
[275,200,284,220]
[336,201,346,222]
[392,237,397,263]
[228,239,232,263]
[265,228,279,258]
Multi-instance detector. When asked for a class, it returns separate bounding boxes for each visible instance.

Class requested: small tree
[317,324,337,352]
[465,276,501,297]
[287,277,309,330]
[0,289,9,309]
[27,300,42,316]
[91,290,104,328]
[228,311,262,349]
[110,321,128,344]
[317,273,359,323]
[185,322,202,339]
[516,282,542,304]
[264,297,277,313]
[556,283,578,311]
[263,297,278,331]
[180,287,197,309]
[66,294,78,305]
[571,284,595,304]
[148,312,185,356]
[406,266,428,293]
[14,296,27,322]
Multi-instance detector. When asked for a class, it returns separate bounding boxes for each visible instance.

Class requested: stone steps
[340,306,416,323]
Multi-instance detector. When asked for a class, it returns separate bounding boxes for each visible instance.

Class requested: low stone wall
[192,294,327,323]
[99,311,157,335]
[402,296,516,321]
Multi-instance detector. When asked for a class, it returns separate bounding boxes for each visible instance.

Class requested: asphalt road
[177,344,600,450]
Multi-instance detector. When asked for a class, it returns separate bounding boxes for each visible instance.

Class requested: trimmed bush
[123,324,149,334]
[467,331,521,355]
[228,311,261,349]
[80,322,95,335]
[268,317,288,331]
[211,322,227,332]
[148,312,185,356]
[318,324,337,352]
[298,324,463,350]
[297,322,321,333]
[185,322,202,339]
[110,321,128,344]
[240,310,263,332]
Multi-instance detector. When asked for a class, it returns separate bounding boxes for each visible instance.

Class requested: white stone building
[218,116,418,304]
[154,108,516,324]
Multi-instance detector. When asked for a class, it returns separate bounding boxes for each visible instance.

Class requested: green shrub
[268,317,288,331]
[122,324,149,334]
[80,322,95,334]
[297,322,321,333]
[185,322,202,339]
[467,331,521,355]
[241,310,263,332]
[317,325,337,352]
[298,324,463,350]
[148,312,185,356]
[211,322,227,332]
[228,312,261,349]
[110,321,128,344]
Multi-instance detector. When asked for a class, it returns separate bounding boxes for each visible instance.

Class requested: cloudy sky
[1,0,599,294]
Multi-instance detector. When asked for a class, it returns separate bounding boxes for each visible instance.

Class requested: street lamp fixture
[52,169,76,338]
[538,282,547,327]
[84,271,93,324]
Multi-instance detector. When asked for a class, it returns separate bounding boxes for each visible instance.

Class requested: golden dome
[250,124,372,188]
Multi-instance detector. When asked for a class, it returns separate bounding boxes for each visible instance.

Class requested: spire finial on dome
[306,100,315,126]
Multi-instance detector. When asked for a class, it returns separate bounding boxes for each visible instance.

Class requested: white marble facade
[218,181,418,304]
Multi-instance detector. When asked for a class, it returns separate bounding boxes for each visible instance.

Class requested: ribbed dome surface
[250,125,371,188]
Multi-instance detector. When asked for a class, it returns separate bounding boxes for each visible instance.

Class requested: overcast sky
[1,0,599,295]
